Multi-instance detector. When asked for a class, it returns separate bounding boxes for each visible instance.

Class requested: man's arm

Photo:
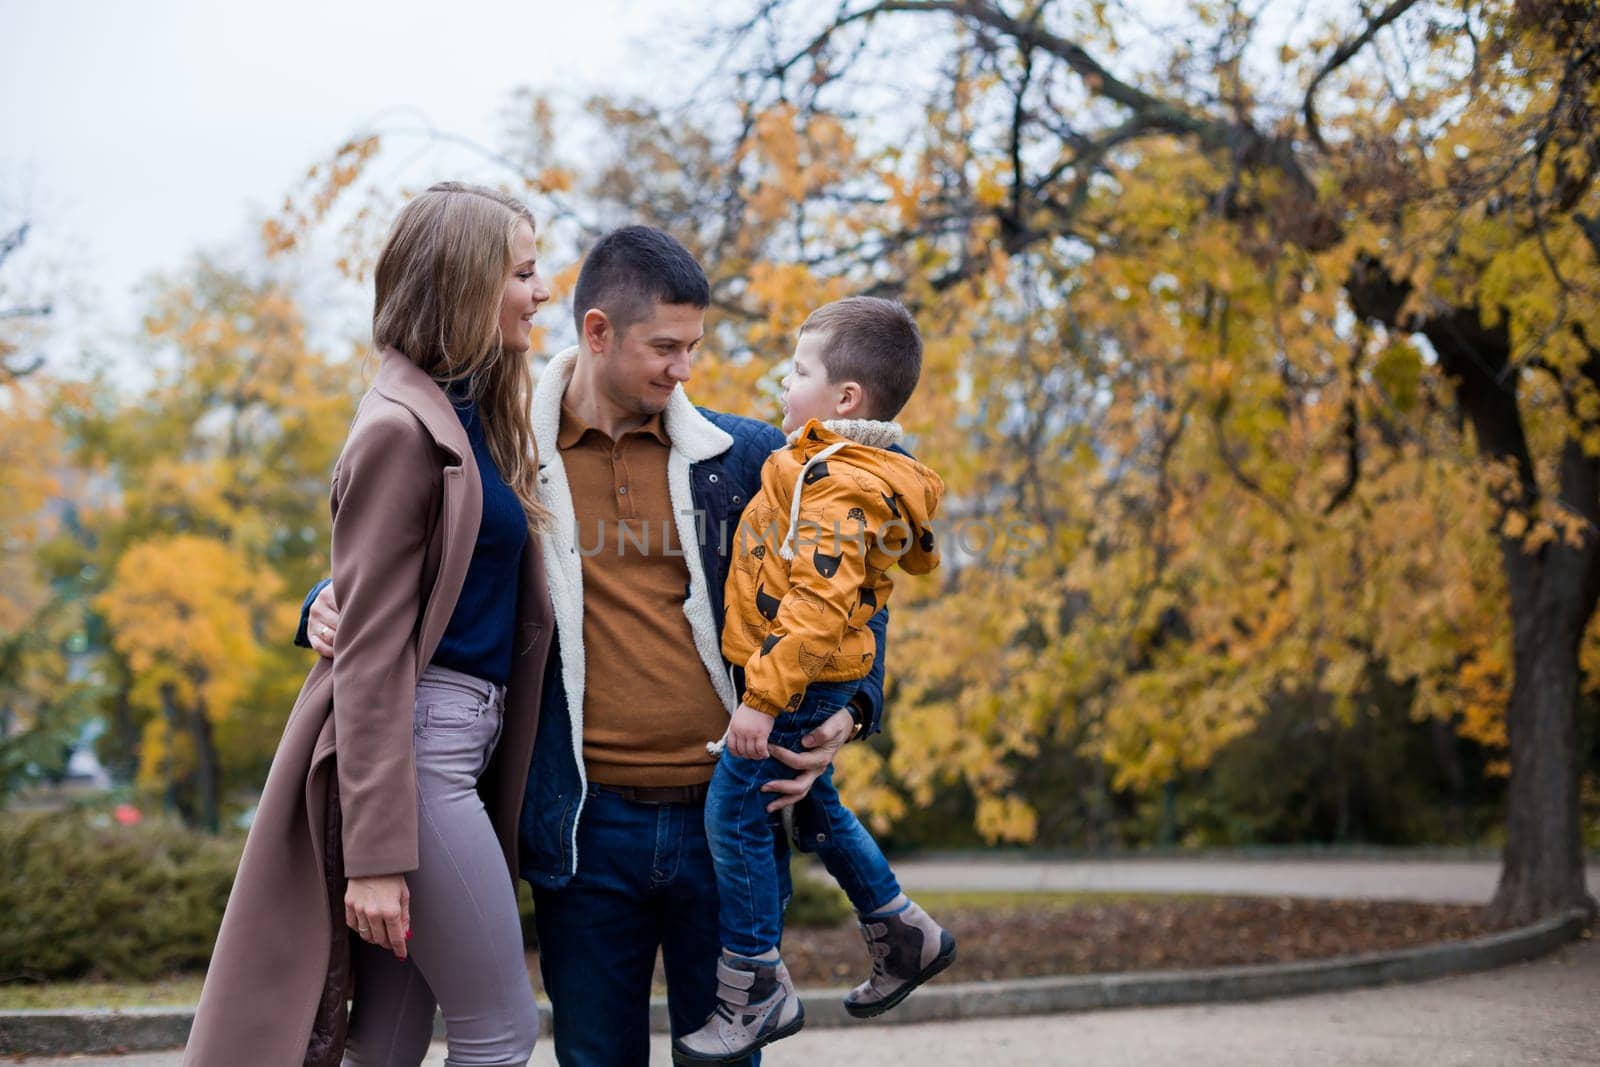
[850,605,889,740]
[761,606,885,812]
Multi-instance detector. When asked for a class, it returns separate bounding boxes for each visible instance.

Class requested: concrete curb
[2,909,1589,1055]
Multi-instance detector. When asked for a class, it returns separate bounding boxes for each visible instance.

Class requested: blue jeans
[532,785,785,1066]
[706,681,902,958]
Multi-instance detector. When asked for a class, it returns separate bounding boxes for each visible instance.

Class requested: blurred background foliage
[2,0,1597,939]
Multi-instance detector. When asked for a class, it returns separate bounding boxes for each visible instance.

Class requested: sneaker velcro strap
[716,960,757,1006]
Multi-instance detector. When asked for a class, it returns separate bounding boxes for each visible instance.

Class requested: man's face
[596,301,705,417]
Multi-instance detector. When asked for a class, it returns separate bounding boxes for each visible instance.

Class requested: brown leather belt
[592,781,710,805]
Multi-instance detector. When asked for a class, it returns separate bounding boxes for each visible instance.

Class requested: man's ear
[834,380,865,418]
[581,308,612,355]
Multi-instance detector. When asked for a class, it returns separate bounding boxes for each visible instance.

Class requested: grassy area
[913,889,1206,911]
[0,889,1363,1017]
[0,890,1212,1010]
[0,974,204,1010]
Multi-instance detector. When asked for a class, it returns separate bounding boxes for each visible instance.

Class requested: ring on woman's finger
[318,625,331,639]
[357,925,370,933]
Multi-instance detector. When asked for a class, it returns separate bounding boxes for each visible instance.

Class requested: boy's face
[780,332,842,434]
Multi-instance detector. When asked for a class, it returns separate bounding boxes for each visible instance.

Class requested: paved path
[20,937,1599,1066]
[13,857,1597,1064]
[892,855,1600,905]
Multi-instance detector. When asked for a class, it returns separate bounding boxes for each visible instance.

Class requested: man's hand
[308,584,340,659]
[762,706,853,812]
[727,703,775,760]
[345,873,410,959]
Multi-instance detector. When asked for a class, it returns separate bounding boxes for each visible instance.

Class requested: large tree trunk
[191,695,221,835]
[1493,610,1594,922]
[1348,264,1599,923]
[1490,431,1600,923]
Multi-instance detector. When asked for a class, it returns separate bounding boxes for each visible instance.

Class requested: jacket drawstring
[780,441,849,561]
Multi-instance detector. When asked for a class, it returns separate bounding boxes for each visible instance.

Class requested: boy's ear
[834,380,865,418]
[581,308,612,355]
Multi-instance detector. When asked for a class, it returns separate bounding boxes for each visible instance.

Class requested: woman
[185,183,554,1067]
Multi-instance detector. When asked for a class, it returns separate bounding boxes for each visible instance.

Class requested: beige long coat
[184,349,552,1066]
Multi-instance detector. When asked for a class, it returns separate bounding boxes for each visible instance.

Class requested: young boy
[674,297,954,1065]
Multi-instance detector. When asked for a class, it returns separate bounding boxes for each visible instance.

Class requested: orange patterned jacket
[722,418,944,717]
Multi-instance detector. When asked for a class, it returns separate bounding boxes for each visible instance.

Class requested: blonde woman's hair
[373,181,549,530]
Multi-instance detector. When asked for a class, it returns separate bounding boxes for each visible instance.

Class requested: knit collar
[785,418,904,450]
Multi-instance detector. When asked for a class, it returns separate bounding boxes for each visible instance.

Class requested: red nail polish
[405,929,412,940]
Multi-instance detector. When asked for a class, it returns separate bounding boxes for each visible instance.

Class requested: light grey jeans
[343,664,538,1067]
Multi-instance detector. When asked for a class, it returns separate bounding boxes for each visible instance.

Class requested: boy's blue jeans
[706,680,903,957]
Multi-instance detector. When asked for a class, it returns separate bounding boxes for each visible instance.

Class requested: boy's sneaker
[672,953,805,1064]
[843,899,957,1018]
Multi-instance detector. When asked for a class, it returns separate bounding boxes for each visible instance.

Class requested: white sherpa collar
[785,418,904,451]
[532,345,733,461]
[527,344,742,875]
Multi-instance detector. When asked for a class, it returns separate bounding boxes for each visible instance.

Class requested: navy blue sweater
[430,396,526,685]
[299,397,527,682]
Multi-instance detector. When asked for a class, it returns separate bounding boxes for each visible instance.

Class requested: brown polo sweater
[559,402,727,786]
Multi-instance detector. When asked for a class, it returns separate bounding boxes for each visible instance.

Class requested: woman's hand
[308,584,340,658]
[345,874,410,959]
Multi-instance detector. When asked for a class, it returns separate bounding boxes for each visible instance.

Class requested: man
[302,225,889,1065]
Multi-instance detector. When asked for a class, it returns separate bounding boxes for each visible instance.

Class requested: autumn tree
[255,3,1594,921]
[0,217,102,800]
[0,376,93,799]
[62,260,357,828]
[701,0,1598,922]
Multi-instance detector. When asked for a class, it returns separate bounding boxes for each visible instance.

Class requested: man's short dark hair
[798,297,923,420]
[573,225,710,337]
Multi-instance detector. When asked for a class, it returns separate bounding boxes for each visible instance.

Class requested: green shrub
[516,878,538,948]
[784,862,852,927]
[0,812,242,981]
[0,812,854,983]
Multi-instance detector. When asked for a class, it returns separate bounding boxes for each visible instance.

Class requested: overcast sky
[1,0,699,374]
[3,0,1323,380]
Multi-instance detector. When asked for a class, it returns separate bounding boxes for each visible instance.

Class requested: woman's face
[499,220,550,354]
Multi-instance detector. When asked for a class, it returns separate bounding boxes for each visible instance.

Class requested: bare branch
[0,354,46,382]
[1212,401,1298,528]
[1577,213,1600,261]
[1323,341,1364,515]
[775,1,1219,138]
[769,0,1329,244]
[0,224,29,271]
[0,304,52,321]
[1303,0,1421,152]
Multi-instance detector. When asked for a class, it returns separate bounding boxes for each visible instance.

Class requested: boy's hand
[727,703,775,759]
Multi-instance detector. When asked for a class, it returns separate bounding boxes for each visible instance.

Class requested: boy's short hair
[573,225,710,337]
[798,297,923,420]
